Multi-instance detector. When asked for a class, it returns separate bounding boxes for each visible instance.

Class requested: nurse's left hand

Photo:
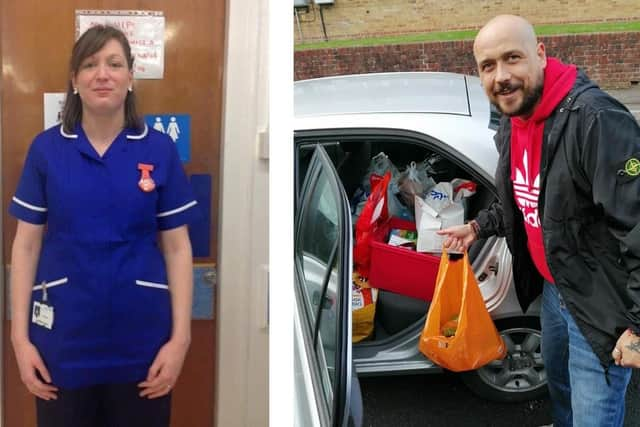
[612,328,640,368]
[138,338,190,399]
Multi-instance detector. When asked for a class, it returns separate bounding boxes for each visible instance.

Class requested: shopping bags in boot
[418,248,506,372]
[354,172,391,278]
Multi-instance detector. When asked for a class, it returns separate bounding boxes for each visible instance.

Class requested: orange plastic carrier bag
[418,249,506,372]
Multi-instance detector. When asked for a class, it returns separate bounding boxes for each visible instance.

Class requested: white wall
[216,0,270,425]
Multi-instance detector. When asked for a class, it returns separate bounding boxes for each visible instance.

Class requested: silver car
[293,72,546,426]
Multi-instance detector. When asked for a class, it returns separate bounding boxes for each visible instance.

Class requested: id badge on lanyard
[32,281,54,330]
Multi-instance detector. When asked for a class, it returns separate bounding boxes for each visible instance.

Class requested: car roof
[294,72,473,117]
[294,72,499,181]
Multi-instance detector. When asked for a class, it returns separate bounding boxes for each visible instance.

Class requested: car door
[293,145,362,427]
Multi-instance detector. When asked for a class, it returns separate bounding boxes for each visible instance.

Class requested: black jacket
[475,70,640,366]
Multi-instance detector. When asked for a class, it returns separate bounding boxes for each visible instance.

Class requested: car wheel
[460,317,548,403]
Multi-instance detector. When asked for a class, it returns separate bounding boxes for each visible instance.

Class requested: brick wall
[294,0,640,43]
[294,32,640,89]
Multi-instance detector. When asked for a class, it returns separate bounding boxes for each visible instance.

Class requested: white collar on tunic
[59,123,148,140]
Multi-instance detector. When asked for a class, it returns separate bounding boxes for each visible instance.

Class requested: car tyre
[460,317,548,403]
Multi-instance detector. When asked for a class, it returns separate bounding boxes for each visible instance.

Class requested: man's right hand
[12,338,58,400]
[437,223,477,252]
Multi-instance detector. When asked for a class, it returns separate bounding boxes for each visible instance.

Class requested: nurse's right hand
[12,338,58,400]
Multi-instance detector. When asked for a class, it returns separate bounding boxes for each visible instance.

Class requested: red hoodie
[510,57,577,284]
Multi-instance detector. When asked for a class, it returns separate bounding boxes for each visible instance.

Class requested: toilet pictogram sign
[145,114,191,162]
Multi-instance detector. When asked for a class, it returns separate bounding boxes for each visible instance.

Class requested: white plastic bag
[361,152,399,193]
[414,180,475,253]
[397,161,436,208]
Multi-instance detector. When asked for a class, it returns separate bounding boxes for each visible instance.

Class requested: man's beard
[494,81,543,118]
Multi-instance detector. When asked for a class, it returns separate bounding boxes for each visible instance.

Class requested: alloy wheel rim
[476,326,546,393]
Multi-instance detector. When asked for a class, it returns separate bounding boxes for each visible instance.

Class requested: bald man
[438,15,640,427]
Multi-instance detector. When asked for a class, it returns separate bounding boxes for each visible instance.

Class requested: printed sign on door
[145,114,191,162]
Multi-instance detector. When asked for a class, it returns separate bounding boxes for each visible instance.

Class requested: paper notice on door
[44,93,66,130]
[75,10,165,79]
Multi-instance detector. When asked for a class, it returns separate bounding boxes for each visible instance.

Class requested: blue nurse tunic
[9,124,199,389]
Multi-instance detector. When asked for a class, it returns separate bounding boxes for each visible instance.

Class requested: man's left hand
[612,329,640,368]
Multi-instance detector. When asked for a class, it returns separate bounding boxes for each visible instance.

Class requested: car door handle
[477,257,499,282]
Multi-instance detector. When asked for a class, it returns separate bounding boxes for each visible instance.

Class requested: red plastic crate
[368,217,441,301]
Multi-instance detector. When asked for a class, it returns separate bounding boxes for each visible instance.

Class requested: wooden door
[1,2,224,426]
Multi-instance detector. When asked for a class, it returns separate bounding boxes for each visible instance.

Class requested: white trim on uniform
[32,277,69,291]
[60,126,78,139]
[156,200,198,218]
[126,123,149,140]
[135,280,169,290]
[12,196,48,212]
[59,124,149,140]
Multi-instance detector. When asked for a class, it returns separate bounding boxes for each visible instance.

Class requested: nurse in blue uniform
[9,25,197,427]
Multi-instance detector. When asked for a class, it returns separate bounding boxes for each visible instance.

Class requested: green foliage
[295,21,640,51]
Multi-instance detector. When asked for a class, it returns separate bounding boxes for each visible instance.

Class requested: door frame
[0,1,4,418]
[215,0,269,425]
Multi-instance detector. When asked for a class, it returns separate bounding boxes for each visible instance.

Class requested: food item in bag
[352,273,379,343]
[442,325,457,337]
[388,228,418,250]
[441,314,459,337]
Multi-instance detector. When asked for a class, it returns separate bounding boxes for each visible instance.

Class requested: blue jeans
[541,282,631,427]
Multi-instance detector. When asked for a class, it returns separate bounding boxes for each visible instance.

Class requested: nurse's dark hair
[61,25,142,133]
